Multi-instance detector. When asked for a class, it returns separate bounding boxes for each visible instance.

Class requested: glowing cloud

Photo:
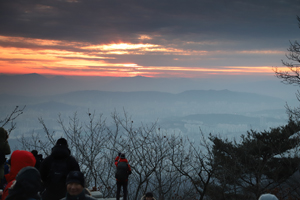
[0,35,282,78]
[138,35,152,40]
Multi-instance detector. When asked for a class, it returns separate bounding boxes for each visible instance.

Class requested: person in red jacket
[1,150,36,200]
[115,153,131,200]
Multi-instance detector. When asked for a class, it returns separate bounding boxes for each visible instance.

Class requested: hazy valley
[0,73,298,148]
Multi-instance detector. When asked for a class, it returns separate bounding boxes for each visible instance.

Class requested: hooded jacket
[0,127,11,179]
[1,150,36,200]
[39,141,80,200]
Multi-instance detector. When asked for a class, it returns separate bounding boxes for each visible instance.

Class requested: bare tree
[109,110,170,200]
[273,16,300,118]
[17,109,215,200]
[0,105,25,134]
[57,111,115,195]
[107,110,194,200]
[169,130,215,200]
[17,111,116,197]
[17,117,57,156]
[274,16,300,84]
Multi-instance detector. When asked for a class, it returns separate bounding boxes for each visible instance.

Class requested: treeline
[9,108,300,200]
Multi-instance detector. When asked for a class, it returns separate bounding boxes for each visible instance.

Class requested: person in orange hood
[1,150,36,200]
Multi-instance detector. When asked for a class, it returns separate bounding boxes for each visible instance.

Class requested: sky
[0,0,299,78]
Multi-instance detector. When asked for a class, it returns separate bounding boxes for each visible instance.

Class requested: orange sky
[0,35,285,78]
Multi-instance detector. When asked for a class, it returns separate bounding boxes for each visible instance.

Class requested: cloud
[0,0,298,78]
[1,0,299,46]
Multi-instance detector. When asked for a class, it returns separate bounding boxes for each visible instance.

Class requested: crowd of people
[0,130,96,200]
[0,127,279,200]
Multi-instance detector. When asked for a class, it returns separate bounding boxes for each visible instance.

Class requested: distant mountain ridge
[0,88,285,106]
[71,89,281,103]
[0,85,290,138]
[0,73,297,101]
[27,101,78,111]
[0,73,198,96]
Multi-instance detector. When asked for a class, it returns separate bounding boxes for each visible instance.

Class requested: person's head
[120,153,125,159]
[258,193,278,200]
[6,166,42,200]
[51,137,70,157]
[56,138,68,147]
[15,166,42,190]
[145,192,153,200]
[66,171,85,196]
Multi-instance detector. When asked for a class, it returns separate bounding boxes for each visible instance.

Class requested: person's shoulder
[40,155,53,165]
[119,158,128,163]
[68,155,77,160]
[43,154,54,161]
[68,155,79,163]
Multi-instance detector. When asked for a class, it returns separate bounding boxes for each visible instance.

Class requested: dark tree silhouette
[209,118,300,200]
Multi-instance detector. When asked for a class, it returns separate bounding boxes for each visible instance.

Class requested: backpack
[48,157,69,184]
[115,162,129,181]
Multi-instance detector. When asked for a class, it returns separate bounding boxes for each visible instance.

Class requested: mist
[0,73,298,148]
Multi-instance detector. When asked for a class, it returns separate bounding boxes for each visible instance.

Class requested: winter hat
[145,192,153,197]
[16,166,41,186]
[56,138,68,147]
[66,171,85,187]
[258,194,278,200]
[120,153,125,159]
[12,166,42,196]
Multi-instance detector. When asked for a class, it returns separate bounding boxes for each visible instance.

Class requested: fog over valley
[0,73,298,148]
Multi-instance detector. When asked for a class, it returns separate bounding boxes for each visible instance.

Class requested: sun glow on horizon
[0,35,282,78]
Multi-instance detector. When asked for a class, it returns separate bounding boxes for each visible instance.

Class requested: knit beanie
[56,138,68,147]
[258,194,278,200]
[6,166,42,200]
[16,166,41,187]
[66,171,85,187]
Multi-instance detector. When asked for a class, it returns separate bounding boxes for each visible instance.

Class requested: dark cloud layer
[1,0,299,49]
[0,0,299,79]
